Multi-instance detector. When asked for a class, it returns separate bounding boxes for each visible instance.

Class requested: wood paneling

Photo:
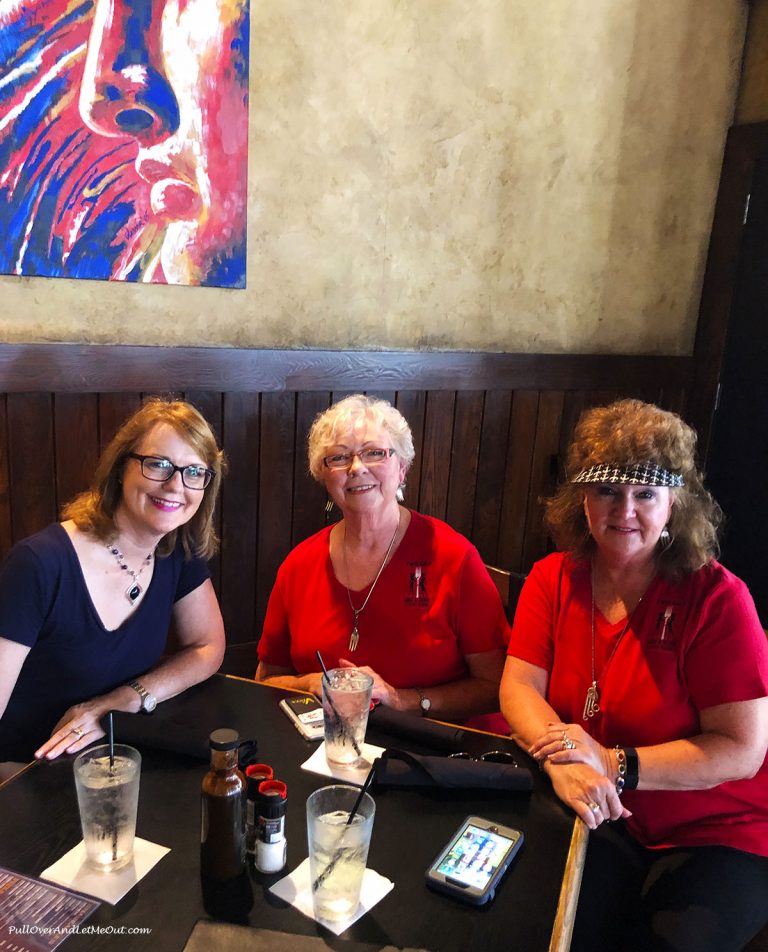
[55,394,98,511]
[523,391,564,570]
[98,393,142,452]
[186,391,224,593]
[446,391,484,539]
[473,391,513,563]
[256,391,297,627]
[7,394,56,540]
[219,393,260,644]
[419,391,456,522]
[498,391,539,572]
[292,392,330,547]
[0,344,696,646]
[0,398,11,556]
[396,390,426,509]
[0,344,693,394]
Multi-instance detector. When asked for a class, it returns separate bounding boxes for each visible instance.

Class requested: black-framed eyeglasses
[127,453,215,490]
[322,447,396,471]
[449,750,519,766]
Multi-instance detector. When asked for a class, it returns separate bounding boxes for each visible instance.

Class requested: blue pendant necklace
[106,542,154,604]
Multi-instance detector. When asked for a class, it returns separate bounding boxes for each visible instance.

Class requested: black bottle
[201,728,246,881]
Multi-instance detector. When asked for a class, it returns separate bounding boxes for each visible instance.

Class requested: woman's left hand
[338,658,402,709]
[35,702,107,760]
[529,721,614,778]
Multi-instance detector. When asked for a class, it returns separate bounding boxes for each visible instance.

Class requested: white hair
[307,394,415,481]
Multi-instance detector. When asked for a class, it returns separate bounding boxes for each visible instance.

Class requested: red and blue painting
[0,0,249,288]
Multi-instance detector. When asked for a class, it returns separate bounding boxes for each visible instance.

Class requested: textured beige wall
[1,0,747,354]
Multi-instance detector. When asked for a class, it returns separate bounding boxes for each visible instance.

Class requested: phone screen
[436,823,517,890]
[297,706,324,726]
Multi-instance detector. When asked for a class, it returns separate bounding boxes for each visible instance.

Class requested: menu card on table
[0,867,99,952]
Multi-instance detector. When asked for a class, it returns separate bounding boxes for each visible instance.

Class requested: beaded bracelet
[614,746,639,795]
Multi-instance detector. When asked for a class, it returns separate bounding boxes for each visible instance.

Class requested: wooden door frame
[691,121,768,456]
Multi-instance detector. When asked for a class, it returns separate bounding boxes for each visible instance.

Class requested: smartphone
[279,695,325,741]
[425,815,523,905]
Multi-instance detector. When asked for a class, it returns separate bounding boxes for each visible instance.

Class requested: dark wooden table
[0,675,586,952]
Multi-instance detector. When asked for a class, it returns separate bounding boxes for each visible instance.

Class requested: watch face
[143,694,158,713]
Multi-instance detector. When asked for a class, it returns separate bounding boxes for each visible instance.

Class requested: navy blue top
[0,524,210,761]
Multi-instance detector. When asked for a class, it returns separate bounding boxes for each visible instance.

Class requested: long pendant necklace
[582,563,649,720]
[106,542,154,605]
[343,510,401,652]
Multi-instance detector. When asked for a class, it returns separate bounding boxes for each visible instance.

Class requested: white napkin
[269,857,394,936]
[301,741,385,784]
[41,837,170,905]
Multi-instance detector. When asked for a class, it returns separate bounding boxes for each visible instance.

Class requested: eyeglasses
[127,453,216,490]
[322,447,396,471]
[449,751,519,766]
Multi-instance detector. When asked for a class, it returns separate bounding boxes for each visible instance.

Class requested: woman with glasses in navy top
[256,394,509,725]
[0,398,227,765]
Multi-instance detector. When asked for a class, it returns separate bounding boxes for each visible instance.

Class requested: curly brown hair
[62,398,227,559]
[545,399,721,578]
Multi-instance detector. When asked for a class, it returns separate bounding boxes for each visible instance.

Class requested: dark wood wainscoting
[0,344,693,659]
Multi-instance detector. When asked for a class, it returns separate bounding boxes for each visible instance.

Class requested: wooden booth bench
[0,343,693,674]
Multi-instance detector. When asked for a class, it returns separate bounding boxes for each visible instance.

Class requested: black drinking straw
[107,711,117,861]
[316,650,361,757]
[107,711,115,769]
[312,764,377,892]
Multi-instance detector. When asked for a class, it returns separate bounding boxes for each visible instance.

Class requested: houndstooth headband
[572,461,684,488]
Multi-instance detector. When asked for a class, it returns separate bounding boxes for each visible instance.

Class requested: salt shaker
[254,779,288,874]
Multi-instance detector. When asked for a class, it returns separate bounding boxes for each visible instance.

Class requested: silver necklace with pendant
[343,510,401,651]
[106,542,154,605]
[583,562,649,720]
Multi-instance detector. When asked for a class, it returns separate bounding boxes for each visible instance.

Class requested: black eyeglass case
[372,748,533,792]
[367,705,470,753]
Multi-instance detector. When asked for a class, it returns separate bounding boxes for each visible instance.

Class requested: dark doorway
[706,155,768,625]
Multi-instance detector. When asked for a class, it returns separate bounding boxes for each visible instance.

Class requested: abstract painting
[0,0,249,288]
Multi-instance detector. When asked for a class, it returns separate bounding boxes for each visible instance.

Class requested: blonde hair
[307,394,415,481]
[545,399,721,578]
[62,398,226,559]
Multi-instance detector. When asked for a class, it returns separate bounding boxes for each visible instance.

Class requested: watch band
[415,688,431,717]
[129,679,157,713]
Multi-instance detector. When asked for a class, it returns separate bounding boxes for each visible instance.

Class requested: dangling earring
[396,483,405,503]
[659,525,672,549]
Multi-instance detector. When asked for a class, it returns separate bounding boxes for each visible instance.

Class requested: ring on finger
[588,801,600,814]
[562,734,576,750]
[71,727,84,739]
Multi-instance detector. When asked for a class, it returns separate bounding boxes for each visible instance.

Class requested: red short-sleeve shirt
[259,510,510,690]
[508,553,768,856]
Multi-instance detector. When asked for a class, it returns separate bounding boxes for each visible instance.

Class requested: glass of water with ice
[322,668,373,766]
[74,744,141,872]
[306,784,375,924]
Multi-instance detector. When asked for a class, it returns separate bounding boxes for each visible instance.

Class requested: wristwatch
[416,688,432,717]
[129,679,157,714]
